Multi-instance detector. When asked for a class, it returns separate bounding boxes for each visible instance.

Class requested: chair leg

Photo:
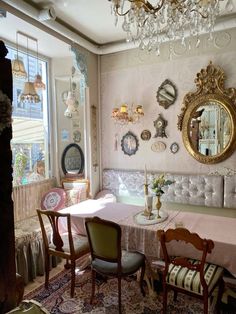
[64,259,71,269]
[203,292,208,314]
[140,262,146,296]
[215,279,224,314]
[118,275,122,314]
[90,269,96,304]
[44,253,50,289]
[173,290,178,302]
[70,260,76,298]
[162,283,168,314]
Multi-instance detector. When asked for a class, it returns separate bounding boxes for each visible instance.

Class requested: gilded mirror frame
[178,62,236,164]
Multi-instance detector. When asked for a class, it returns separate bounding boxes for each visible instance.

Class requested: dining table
[59,199,236,278]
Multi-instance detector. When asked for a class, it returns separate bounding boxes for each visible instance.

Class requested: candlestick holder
[144,183,149,196]
[143,183,151,217]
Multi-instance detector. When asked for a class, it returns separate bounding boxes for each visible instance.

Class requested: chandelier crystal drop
[109,0,221,53]
[111,103,144,125]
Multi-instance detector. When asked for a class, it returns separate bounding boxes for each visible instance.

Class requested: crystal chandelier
[108,0,222,53]
[111,103,144,125]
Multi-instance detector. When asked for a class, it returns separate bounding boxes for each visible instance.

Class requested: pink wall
[100,29,236,175]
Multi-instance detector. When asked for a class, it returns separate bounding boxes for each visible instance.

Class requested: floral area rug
[25,267,204,314]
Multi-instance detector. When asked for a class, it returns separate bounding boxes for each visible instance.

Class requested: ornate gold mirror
[178,62,236,164]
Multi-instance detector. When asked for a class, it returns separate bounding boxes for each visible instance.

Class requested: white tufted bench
[102,169,224,208]
[224,175,236,208]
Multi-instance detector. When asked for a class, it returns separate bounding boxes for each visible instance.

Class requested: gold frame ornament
[178,61,236,164]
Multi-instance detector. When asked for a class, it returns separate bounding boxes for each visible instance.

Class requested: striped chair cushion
[167,259,224,295]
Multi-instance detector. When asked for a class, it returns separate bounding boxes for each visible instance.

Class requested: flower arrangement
[0,90,12,135]
[151,173,174,196]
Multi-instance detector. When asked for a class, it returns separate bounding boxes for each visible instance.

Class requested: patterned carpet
[24,267,207,314]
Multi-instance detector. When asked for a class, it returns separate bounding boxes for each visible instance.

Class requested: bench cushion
[167,259,224,295]
[224,175,236,208]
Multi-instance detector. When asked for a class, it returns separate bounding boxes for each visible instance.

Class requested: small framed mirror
[61,143,84,175]
[178,62,236,164]
[121,131,139,156]
[156,79,177,109]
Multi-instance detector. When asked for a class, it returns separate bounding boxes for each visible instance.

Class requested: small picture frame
[141,129,151,141]
[170,142,179,154]
[121,131,139,156]
[73,130,81,143]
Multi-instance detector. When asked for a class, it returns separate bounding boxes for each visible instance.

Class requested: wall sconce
[111,103,144,125]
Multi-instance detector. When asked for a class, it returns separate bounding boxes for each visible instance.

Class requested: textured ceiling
[0,0,236,57]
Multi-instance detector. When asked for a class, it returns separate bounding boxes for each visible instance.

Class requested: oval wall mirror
[156,79,177,109]
[61,143,84,175]
[178,62,236,164]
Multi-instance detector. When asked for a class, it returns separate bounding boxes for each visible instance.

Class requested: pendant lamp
[64,67,77,118]
[12,32,27,79]
[18,32,40,103]
[34,39,45,90]
[19,82,40,103]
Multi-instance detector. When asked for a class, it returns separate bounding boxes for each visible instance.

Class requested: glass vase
[145,195,153,219]
[155,195,162,218]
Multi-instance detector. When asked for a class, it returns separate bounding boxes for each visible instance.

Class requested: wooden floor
[24,261,65,296]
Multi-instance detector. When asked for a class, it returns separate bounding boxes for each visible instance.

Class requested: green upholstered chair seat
[92,250,145,275]
[49,234,89,255]
[167,259,224,295]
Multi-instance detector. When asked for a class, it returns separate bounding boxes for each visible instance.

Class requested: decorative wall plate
[151,141,166,152]
[170,142,179,154]
[141,129,151,141]
[121,131,139,156]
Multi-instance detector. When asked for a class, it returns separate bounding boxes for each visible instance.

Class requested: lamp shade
[19,81,40,103]
[34,74,46,90]
[12,59,27,79]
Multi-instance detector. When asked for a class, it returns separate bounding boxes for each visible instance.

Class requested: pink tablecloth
[59,199,145,235]
[59,199,179,259]
[166,211,236,276]
[59,200,236,276]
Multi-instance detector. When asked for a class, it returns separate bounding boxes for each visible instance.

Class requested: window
[7,46,50,186]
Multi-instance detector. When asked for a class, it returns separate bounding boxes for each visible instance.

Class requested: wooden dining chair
[37,209,90,297]
[85,216,146,314]
[157,228,224,314]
